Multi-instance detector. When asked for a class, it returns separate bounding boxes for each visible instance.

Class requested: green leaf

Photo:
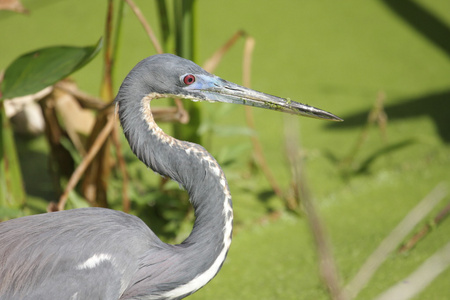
[1,38,103,100]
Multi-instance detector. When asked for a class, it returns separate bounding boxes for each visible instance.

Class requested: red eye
[183,74,196,85]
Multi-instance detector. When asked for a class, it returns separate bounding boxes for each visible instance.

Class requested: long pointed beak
[186,75,343,122]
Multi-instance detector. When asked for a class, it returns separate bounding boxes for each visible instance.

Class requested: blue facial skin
[179,73,343,121]
[180,73,237,103]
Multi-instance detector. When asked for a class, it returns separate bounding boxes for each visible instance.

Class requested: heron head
[119,53,342,122]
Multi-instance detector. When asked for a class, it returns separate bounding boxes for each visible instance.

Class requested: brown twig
[55,81,107,110]
[39,94,75,183]
[78,0,115,207]
[56,114,115,211]
[283,118,306,211]
[376,242,450,300]
[52,86,89,156]
[204,30,285,203]
[285,118,345,300]
[110,114,130,213]
[340,91,387,171]
[242,35,284,200]
[203,30,246,73]
[101,0,114,102]
[343,184,448,300]
[124,0,163,54]
[399,201,450,253]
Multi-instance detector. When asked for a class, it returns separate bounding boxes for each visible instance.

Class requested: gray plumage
[0,54,341,300]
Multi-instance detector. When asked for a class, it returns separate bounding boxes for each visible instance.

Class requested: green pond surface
[1,0,450,299]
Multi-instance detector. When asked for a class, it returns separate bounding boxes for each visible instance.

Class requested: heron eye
[183,74,196,85]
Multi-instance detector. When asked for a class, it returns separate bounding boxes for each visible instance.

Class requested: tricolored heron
[0,54,342,299]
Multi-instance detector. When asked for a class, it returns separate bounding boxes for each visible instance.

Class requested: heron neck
[118,93,233,257]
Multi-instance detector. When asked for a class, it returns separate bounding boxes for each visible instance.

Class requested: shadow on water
[379,0,450,59]
[326,89,450,143]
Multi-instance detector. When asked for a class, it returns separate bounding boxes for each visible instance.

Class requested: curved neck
[118,94,233,297]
